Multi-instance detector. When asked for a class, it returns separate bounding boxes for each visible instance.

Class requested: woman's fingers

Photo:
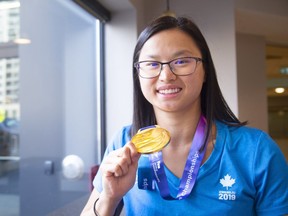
[127,142,141,162]
[101,142,139,177]
[100,142,142,200]
[102,163,123,177]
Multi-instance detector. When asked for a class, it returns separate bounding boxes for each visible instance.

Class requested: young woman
[81,16,288,216]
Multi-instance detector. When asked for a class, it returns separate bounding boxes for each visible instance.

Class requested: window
[0,0,109,215]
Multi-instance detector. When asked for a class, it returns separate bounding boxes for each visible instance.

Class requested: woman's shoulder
[217,121,269,142]
[108,125,132,150]
[216,121,282,156]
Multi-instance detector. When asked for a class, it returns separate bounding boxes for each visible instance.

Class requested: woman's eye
[174,59,189,65]
[147,62,159,68]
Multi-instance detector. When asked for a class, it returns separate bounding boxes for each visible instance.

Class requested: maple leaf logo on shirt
[220,174,236,190]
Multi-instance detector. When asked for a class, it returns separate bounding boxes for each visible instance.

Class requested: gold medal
[131,125,170,154]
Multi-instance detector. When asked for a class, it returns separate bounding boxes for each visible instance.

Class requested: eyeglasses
[134,57,203,79]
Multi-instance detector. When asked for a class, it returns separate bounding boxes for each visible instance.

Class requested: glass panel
[0,1,20,215]
[0,0,103,215]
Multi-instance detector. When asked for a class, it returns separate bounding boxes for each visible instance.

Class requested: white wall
[105,9,137,143]
[236,33,268,131]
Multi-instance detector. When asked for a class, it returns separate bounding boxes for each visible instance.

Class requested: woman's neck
[154,108,202,147]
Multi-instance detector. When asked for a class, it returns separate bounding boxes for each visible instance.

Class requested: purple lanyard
[148,115,207,200]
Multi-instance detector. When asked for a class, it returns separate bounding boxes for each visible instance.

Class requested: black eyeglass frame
[134,56,203,79]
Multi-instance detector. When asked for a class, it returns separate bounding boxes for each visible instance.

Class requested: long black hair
[131,16,246,145]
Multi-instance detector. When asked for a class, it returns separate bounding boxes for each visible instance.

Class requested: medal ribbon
[148,115,207,200]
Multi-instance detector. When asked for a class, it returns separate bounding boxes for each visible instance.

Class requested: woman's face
[138,28,205,115]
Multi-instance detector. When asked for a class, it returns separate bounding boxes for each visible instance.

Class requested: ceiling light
[275,87,285,94]
[0,2,20,10]
[161,0,176,17]
[13,38,31,45]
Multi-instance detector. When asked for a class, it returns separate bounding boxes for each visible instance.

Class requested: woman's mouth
[157,88,181,95]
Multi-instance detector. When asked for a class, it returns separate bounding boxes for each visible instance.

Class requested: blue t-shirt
[94,121,288,216]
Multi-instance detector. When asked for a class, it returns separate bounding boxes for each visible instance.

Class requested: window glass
[0,1,20,215]
[0,0,104,215]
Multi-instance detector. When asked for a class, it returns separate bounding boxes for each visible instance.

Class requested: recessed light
[275,87,285,94]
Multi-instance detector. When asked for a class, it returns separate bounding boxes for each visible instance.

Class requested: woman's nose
[159,64,176,81]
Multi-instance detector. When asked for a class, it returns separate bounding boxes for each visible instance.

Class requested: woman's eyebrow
[139,50,195,61]
[172,50,193,57]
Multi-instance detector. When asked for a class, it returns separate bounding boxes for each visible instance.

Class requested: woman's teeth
[158,88,180,94]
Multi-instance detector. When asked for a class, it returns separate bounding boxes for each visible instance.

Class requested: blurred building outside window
[0,0,20,160]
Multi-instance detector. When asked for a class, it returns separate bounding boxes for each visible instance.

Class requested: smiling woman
[81,16,288,216]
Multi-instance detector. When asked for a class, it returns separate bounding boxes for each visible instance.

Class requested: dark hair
[131,16,246,146]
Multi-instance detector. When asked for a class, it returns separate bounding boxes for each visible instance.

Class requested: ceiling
[234,7,288,98]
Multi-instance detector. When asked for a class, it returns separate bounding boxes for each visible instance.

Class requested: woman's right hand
[81,142,141,216]
[100,141,141,202]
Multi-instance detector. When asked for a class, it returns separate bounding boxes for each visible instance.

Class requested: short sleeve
[253,132,288,215]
